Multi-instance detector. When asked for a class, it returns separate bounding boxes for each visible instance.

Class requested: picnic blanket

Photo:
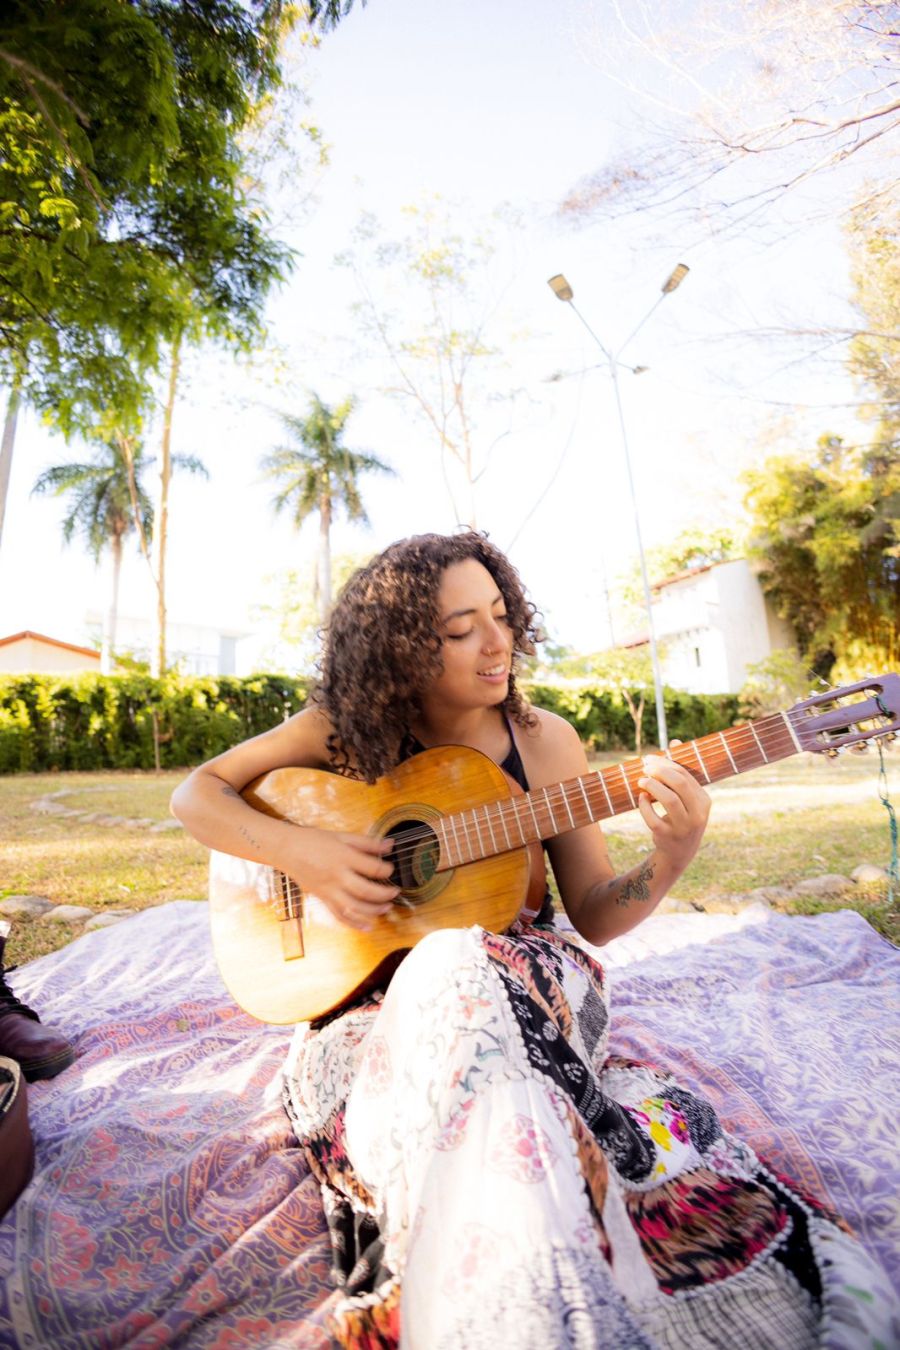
[0,901,897,1347]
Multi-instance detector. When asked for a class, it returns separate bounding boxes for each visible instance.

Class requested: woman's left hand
[636,744,711,872]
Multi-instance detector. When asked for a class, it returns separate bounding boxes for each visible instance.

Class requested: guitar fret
[511,796,528,845]
[497,801,512,850]
[780,711,803,754]
[620,764,637,809]
[525,792,541,838]
[470,807,486,859]
[437,817,452,867]
[542,786,559,832]
[692,741,712,784]
[749,723,769,763]
[448,812,463,864]
[483,804,498,854]
[719,731,738,775]
[577,777,593,822]
[597,772,614,816]
[560,784,576,829]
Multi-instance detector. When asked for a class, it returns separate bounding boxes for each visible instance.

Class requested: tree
[32,439,149,673]
[587,647,656,754]
[744,435,899,677]
[743,202,900,679]
[31,436,206,672]
[561,0,900,239]
[307,0,369,31]
[739,649,813,719]
[260,394,393,622]
[617,525,741,613]
[339,200,528,527]
[847,202,900,443]
[253,550,371,672]
[0,0,293,555]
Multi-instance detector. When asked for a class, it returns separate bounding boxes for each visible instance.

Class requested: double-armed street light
[547,264,690,751]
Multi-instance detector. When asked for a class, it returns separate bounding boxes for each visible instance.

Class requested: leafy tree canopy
[744,435,899,677]
[744,208,900,680]
[0,0,291,431]
[618,525,741,613]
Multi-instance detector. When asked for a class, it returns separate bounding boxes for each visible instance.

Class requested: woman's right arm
[170,707,399,929]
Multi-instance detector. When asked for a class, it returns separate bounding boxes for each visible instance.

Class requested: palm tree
[260,394,393,622]
[32,438,204,672]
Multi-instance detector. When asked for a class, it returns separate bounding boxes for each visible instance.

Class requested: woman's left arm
[524,710,710,946]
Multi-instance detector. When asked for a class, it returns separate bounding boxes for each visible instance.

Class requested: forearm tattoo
[220,783,261,851]
[614,862,655,907]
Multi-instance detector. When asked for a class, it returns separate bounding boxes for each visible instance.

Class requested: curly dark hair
[314,531,542,781]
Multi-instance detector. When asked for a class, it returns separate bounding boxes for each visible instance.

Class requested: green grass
[1,749,898,968]
[0,771,208,966]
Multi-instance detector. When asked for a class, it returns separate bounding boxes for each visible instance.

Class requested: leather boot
[0,1057,34,1218]
[0,937,75,1082]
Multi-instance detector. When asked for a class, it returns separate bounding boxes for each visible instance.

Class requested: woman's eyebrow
[442,593,504,622]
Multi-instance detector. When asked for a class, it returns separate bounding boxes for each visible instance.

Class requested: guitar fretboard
[435,710,802,870]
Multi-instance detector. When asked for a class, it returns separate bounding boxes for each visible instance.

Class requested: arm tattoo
[238,823,262,851]
[220,784,260,850]
[614,862,655,907]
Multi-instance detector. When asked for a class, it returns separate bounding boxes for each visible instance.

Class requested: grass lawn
[1,771,208,966]
[1,748,898,967]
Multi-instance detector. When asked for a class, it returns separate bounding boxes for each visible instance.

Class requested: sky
[0,0,873,670]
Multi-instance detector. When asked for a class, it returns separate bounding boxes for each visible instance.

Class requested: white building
[83,613,251,676]
[0,630,102,674]
[636,558,796,695]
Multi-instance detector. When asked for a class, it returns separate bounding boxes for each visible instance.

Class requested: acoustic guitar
[209,675,899,1024]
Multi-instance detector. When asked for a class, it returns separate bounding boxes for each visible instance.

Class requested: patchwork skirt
[282,924,898,1349]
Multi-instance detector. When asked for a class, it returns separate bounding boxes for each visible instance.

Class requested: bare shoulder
[514,704,587,789]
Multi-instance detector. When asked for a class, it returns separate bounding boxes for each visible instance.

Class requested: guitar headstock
[789,673,900,754]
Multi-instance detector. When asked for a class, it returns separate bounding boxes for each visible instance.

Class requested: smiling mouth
[478,663,508,677]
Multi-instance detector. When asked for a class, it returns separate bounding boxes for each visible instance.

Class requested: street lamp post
[547,265,690,750]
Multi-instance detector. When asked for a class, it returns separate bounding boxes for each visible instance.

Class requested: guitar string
[269,704,889,899]
[332,708,885,871]
[381,736,800,865]
[372,715,805,864]
[365,705,888,870]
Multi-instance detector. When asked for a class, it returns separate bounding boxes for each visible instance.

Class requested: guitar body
[209,745,545,1024]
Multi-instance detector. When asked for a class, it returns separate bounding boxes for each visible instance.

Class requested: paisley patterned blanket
[0,901,896,1348]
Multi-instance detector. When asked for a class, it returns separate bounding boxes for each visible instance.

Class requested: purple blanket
[1,902,897,1346]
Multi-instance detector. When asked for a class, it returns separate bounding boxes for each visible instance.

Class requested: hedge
[0,673,310,773]
[526,683,741,752]
[0,673,740,774]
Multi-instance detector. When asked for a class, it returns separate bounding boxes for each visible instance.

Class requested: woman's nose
[483,620,506,651]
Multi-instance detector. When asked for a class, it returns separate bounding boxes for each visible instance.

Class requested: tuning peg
[825,747,840,759]
[850,741,869,754]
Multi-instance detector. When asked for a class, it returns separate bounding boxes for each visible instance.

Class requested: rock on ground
[793,874,853,896]
[38,905,95,924]
[0,896,55,920]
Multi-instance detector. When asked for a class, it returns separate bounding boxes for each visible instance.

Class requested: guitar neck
[437,709,803,869]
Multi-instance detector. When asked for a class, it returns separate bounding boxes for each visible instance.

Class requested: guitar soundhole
[384,819,440,897]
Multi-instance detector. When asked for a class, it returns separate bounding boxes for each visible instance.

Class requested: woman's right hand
[284,827,399,931]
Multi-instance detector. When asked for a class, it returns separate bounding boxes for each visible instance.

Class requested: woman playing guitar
[171,531,895,1349]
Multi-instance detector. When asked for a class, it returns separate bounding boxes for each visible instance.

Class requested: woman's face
[424,558,514,712]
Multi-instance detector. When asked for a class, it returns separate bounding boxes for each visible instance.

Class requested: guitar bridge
[277,870,305,961]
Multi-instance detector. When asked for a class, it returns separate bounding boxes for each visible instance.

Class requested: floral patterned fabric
[0,901,897,1348]
[283,921,899,1348]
